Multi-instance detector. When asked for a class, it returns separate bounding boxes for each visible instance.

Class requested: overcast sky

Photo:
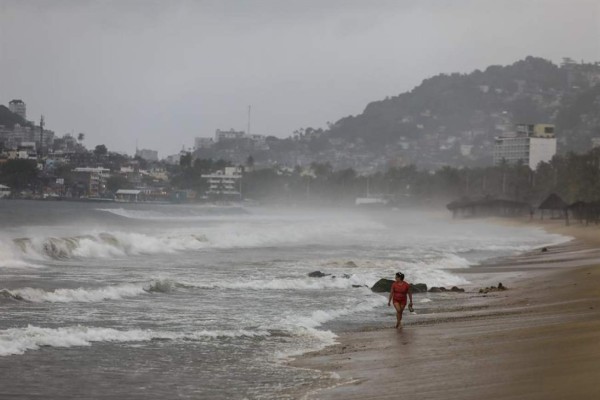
[1,0,599,156]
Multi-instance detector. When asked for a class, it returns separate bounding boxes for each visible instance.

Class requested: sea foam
[9,214,385,260]
[274,295,384,358]
[0,279,185,303]
[0,325,270,356]
[1,284,147,303]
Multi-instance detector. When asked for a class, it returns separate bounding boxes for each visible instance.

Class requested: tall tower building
[8,99,26,120]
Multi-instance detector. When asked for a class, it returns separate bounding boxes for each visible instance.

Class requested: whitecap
[2,284,148,303]
[0,325,270,356]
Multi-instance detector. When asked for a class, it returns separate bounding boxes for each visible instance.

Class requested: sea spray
[0,202,574,399]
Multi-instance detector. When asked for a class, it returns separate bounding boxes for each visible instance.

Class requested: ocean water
[0,201,568,399]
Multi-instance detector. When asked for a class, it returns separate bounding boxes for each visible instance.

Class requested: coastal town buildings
[194,137,214,149]
[214,129,267,147]
[0,184,10,198]
[8,99,26,120]
[135,148,158,161]
[1,99,56,152]
[215,129,245,142]
[164,152,182,165]
[72,167,111,197]
[201,166,242,199]
[52,134,80,153]
[8,142,37,160]
[115,189,142,202]
[493,124,557,170]
[0,123,54,151]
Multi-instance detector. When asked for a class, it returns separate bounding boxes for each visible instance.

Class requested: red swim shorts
[393,298,407,307]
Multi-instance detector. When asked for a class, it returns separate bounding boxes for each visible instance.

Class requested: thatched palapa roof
[538,193,567,210]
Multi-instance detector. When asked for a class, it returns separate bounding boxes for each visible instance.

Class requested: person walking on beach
[388,272,413,328]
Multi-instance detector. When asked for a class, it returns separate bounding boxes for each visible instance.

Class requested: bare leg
[393,302,406,328]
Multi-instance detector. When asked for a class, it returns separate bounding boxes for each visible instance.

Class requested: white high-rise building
[215,129,245,142]
[135,148,159,161]
[8,99,26,120]
[493,124,557,170]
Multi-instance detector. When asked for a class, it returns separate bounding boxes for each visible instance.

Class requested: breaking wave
[0,280,180,303]
[0,284,146,303]
[12,232,209,260]
[0,325,270,356]
[3,215,385,261]
[0,241,42,269]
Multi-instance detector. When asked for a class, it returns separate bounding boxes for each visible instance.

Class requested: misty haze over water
[1,1,598,398]
[0,201,568,398]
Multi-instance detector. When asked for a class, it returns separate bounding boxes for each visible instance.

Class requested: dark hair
[395,272,404,280]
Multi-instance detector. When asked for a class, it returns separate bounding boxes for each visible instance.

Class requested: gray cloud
[1,0,598,156]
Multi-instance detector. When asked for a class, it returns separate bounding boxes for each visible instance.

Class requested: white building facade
[493,124,557,170]
[215,129,245,142]
[201,167,242,199]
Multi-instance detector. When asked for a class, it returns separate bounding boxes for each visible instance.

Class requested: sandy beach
[293,218,600,399]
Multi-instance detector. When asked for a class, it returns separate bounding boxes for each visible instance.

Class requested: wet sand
[293,219,600,399]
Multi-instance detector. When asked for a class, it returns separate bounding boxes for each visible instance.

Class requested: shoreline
[292,217,600,399]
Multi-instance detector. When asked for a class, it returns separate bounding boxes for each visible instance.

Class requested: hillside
[319,56,600,169]
[199,56,600,171]
[0,105,33,129]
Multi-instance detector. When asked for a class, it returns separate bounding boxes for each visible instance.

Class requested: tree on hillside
[310,162,333,179]
[0,159,38,190]
[180,152,192,168]
[106,175,130,193]
[94,144,108,157]
[133,155,148,170]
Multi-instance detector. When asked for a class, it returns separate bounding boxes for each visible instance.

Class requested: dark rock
[479,283,508,294]
[308,271,330,278]
[541,247,548,253]
[429,286,465,293]
[342,274,352,279]
[371,278,394,293]
[410,283,428,293]
[352,285,363,288]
